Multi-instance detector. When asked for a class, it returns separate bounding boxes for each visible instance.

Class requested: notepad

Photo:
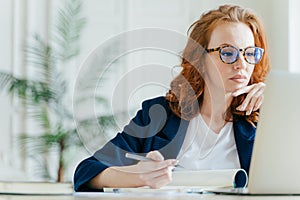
[169,168,247,188]
[103,168,247,193]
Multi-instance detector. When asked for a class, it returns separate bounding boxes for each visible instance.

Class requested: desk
[1,193,300,200]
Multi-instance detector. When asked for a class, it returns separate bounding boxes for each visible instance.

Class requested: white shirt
[176,114,240,170]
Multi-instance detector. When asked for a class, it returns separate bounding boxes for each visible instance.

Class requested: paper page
[169,168,248,188]
[103,168,247,193]
[103,185,203,194]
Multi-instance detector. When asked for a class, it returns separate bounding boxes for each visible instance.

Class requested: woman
[74,4,270,191]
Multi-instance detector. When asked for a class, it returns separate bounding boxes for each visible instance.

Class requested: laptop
[208,70,300,195]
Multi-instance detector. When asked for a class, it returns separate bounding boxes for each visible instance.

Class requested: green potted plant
[0,0,118,182]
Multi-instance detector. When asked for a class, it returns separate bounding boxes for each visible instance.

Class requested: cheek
[246,65,255,84]
[205,55,227,76]
[247,65,255,77]
[213,62,230,81]
[218,63,230,75]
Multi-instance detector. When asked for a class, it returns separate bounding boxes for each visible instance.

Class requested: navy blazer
[73,96,256,192]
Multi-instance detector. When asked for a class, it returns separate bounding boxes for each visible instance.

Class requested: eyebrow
[218,43,256,49]
[220,43,231,46]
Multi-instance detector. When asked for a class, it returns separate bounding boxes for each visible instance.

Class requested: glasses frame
[205,45,264,65]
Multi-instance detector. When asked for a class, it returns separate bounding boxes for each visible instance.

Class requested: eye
[245,52,255,57]
[245,47,262,57]
[220,46,237,58]
[221,51,234,57]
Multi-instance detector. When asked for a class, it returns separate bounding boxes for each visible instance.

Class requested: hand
[232,82,265,115]
[90,150,178,189]
[133,151,178,188]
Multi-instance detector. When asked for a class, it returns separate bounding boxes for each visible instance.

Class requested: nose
[233,53,247,70]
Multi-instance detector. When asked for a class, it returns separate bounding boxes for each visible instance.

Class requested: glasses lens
[220,46,239,64]
[245,47,264,64]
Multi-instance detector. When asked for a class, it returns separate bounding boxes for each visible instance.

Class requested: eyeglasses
[206,45,264,65]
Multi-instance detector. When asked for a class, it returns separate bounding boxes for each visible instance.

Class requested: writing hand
[232,82,266,115]
[93,150,178,189]
[132,150,178,188]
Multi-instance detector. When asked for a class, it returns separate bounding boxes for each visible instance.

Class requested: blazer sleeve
[73,96,170,192]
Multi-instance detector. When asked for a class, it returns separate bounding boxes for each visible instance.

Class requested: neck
[200,85,233,121]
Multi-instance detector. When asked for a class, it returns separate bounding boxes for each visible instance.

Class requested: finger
[245,105,253,116]
[145,167,173,189]
[140,166,172,181]
[246,97,260,115]
[146,150,164,161]
[245,90,264,115]
[137,159,178,173]
[232,85,255,97]
[236,85,264,111]
[148,174,172,189]
[253,95,264,111]
[232,82,265,97]
[239,91,263,113]
[111,159,177,175]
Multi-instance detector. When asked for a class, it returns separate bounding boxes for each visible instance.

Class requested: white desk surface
[1,193,300,200]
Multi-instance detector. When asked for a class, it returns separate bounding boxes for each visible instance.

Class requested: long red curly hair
[166,4,270,126]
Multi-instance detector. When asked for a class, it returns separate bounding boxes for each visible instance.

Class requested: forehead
[208,22,255,48]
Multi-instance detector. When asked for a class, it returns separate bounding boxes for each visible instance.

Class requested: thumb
[146,150,164,161]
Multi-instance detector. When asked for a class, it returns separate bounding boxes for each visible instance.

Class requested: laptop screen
[248,70,300,194]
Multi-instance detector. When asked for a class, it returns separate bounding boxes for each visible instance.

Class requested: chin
[232,82,247,90]
[227,85,244,93]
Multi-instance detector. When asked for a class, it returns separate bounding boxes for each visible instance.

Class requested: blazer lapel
[233,119,256,172]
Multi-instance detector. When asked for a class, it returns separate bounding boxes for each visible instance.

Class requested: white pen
[125,152,153,161]
[125,152,184,171]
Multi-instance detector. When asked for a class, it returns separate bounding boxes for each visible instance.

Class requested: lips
[229,74,247,83]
